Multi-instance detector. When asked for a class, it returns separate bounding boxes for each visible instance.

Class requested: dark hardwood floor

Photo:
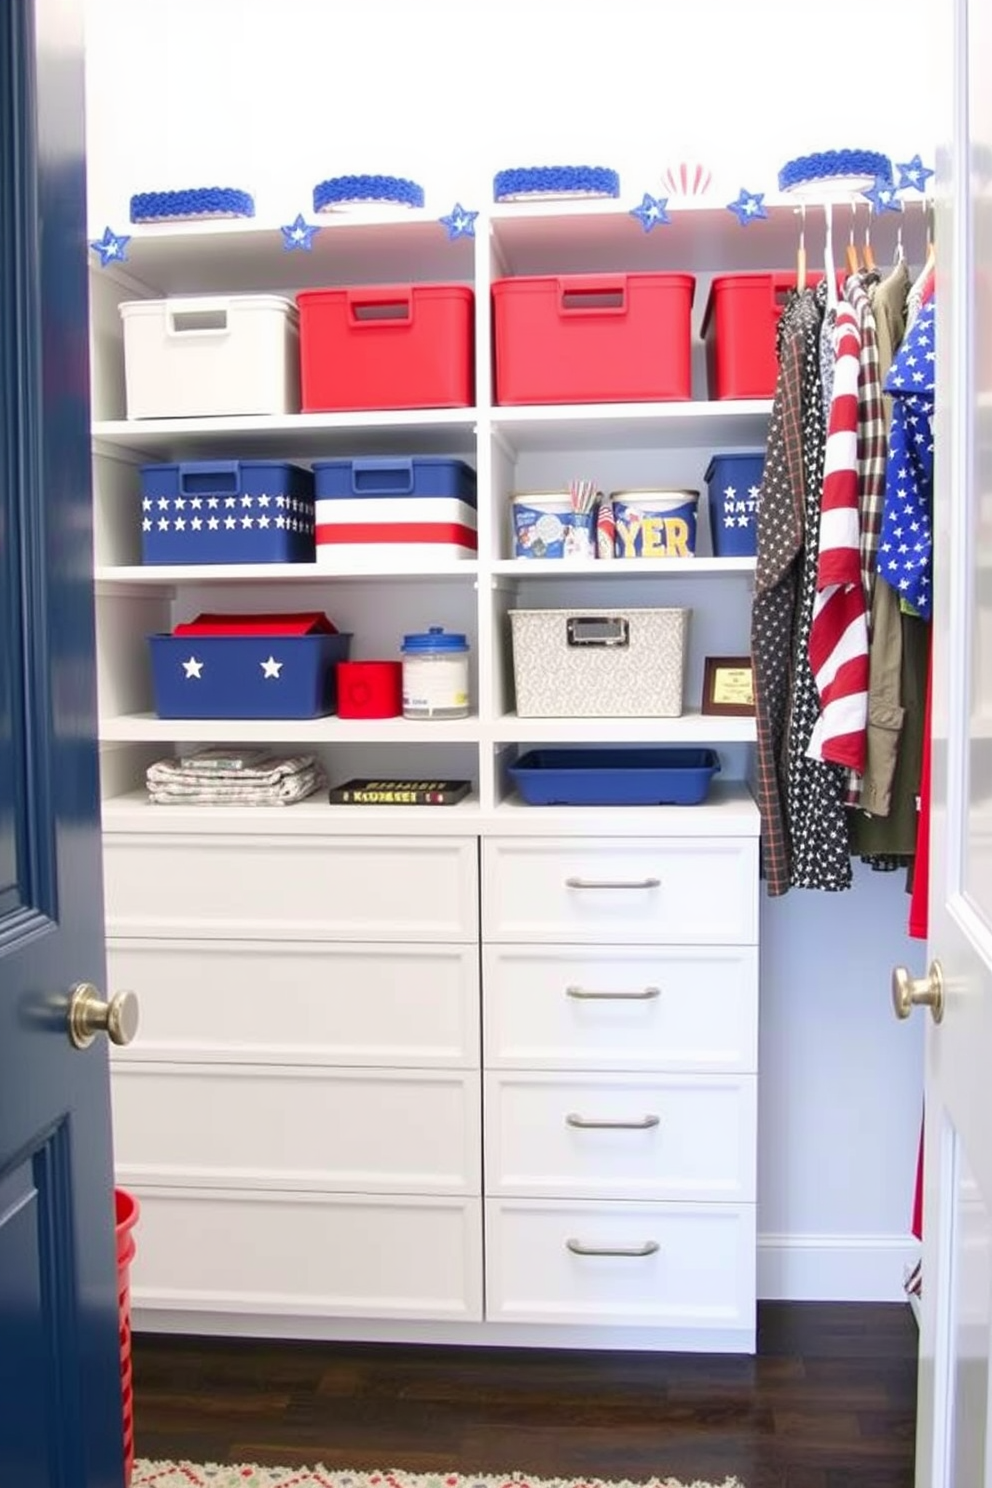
[132,1302,918,1488]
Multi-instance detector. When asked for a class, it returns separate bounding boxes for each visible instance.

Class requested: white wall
[83,0,936,1300]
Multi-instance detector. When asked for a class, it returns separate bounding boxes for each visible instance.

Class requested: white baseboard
[758,1232,921,1302]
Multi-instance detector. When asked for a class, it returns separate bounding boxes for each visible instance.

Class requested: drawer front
[108,939,480,1068]
[485,1073,756,1202]
[128,1188,482,1322]
[112,1066,480,1195]
[484,944,758,1072]
[482,837,757,945]
[104,834,479,942]
[486,1198,755,1329]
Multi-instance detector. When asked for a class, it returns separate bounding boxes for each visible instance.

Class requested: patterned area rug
[132,1465,743,1488]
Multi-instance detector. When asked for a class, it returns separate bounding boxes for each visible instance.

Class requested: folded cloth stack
[146,748,326,806]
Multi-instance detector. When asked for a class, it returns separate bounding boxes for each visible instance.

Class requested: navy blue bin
[312,456,477,505]
[704,453,764,557]
[508,747,721,806]
[149,632,352,719]
[139,460,315,564]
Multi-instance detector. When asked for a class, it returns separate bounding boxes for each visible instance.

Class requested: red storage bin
[297,282,474,412]
[492,272,695,405]
[701,272,799,399]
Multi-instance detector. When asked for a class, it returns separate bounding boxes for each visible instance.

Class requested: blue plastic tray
[313,457,477,505]
[508,747,721,806]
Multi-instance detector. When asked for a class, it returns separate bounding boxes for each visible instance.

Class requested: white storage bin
[119,295,299,419]
[509,607,689,718]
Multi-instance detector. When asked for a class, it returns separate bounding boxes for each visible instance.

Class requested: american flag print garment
[807,300,870,772]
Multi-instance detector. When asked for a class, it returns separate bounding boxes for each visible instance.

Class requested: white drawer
[128,1188,482,1322]
[485,1072,756,1202]
[103,833,479,942]
[484,944,758,1073]
[486,1198,755,1330]
[111,1065,480,1195]
[482,837,757,945]
[108,938,479,1068]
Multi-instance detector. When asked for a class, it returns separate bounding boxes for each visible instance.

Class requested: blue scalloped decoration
[129,187,255,222]
[312,175,424,212]
[493,166,620,201]
[778,150,892,193]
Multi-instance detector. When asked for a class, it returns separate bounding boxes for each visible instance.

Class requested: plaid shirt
[751,294,807,896]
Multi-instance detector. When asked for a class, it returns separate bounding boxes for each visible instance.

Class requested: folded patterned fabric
[146,752,326,806]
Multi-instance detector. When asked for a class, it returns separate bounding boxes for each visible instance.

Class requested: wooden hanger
[863,203,876,273]
[846,202,861,276]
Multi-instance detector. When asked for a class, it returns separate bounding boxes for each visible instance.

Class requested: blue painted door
[0,1,125,1485]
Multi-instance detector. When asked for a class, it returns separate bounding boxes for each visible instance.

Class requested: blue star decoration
[629,193,671,232]
[862,175,902,214]
[89,226,130,266]
[896,154,935,193]
[281,213,320,251]
[439,203,478,240]
[727,188,767,226]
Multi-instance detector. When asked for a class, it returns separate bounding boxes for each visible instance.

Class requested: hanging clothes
[807,297,869,772]
[751,293,809,897]
[878,299,936,619]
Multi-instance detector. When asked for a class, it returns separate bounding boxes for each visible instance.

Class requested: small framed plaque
[702,656,755,717]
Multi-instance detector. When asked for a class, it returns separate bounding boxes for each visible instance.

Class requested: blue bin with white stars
[139,460,315,565]
[704,453,764,558]
[148,630,353,719]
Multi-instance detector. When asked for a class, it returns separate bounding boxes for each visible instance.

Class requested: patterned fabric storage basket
[509,607,689,718]
[139,461,314,564]
[120,295,299,419]
[149,612,352,720]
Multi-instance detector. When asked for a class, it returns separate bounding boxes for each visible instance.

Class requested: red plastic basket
[701,273,798,399]
[492,272,695,405]
[297,283,474,412]
[115,1188,140,1487]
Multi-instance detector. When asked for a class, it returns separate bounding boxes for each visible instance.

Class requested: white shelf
[90,210,474,296]
[100,780,758,838]
[490,400,772,452]
[490,780,760,836]
[95,560,479,587]
[493,710,757,744]
[488,195,865,275]
[99,713,482,744]
[92,409,479,458]
[101,787,483,836]
[491,557,754,579]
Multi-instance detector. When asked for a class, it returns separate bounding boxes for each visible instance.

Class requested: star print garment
[751,294,807,896]
[785,283,853,892]
[878,300,936,618]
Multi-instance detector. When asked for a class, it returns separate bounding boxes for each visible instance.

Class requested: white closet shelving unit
[90,192,813,1353]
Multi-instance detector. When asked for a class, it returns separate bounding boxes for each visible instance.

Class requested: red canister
[336,660,403,718]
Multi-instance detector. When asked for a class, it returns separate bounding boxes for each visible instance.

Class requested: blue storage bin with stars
[704,452,764,558]
[139,459,315,564]
[149,611,352,719]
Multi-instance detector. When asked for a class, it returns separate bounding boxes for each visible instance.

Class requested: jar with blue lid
[400,626,470,720]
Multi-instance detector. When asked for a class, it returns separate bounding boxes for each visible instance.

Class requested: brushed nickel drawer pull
[566,1113,660,1130]
[566,984,661,1001]
[565,876,660,890]
[566,1238,659,1258]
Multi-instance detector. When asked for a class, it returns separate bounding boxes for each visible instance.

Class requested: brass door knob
[891,961,944,1025]
[67,983,140,1050]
